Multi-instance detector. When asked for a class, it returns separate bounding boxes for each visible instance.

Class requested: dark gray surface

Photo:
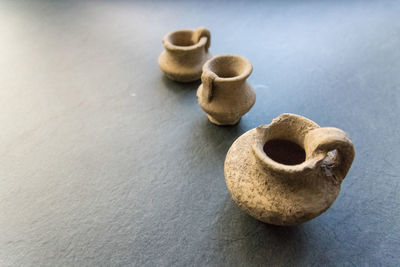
[1,0,400,266]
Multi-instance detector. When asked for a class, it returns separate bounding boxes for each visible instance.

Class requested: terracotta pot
[224,114,355,225]
[197,55,256,125]
[158,27,212,82]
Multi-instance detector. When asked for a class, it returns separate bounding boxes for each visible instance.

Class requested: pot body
[197,55,256,125]
[224,114,355,225]
[158,28,212,82]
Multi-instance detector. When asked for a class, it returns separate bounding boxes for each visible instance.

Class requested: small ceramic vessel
[158,27,212,82]
[197,55,256,125]
[224,114,355,225]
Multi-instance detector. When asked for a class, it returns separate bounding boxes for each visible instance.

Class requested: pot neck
[251,113,355,184]
[212,77,248,88]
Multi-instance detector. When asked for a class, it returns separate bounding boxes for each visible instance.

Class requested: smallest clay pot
[197,55,256,125]
[158,27,212,82]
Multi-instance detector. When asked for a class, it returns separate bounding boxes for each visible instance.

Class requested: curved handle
[201,70,216,102]
[193,27,211,52]
[304,127,355,182]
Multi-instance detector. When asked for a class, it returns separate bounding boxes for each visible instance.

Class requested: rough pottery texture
[158,27,212,82]
[224,114,355,225]
[197,55,256,125]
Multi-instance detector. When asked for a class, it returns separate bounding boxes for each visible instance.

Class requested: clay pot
[197,55,256,125]
[224,114,355,225]
[158,27,212,82]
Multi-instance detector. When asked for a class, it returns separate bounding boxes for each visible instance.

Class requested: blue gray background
[1,0,399,266]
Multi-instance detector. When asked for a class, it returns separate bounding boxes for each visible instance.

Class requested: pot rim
[163,29,208,51]
[202,54,253,82]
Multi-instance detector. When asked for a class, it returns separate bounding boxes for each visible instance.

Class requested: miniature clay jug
[158,27,212,82]
[197,55,256,125]
[224,114,355,225]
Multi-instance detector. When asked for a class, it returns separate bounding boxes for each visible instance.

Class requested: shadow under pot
[224,113,355,225]
[158,27,212,82]
[197,55,256,125]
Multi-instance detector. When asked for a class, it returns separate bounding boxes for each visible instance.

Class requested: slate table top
[1,0,400,266]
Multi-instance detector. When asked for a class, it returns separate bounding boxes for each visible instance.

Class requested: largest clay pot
[224,114,355,225]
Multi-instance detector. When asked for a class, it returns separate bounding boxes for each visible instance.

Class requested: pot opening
[209,56,249,78]
[214,69,240,78]
[263,139,305,165]
[169,32,196,47]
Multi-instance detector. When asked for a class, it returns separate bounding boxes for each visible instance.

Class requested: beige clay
[197,55,256,125]
[224,114,355,225]
[158,27,212,82]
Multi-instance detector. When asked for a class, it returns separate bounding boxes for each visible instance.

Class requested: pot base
[158,51,212,83]
[164,71,202,83]
[207,115,241,126]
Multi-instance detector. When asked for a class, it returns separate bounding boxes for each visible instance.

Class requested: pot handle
[201,70,216,102]
[193,27,211,52]
[305,127,355,182]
